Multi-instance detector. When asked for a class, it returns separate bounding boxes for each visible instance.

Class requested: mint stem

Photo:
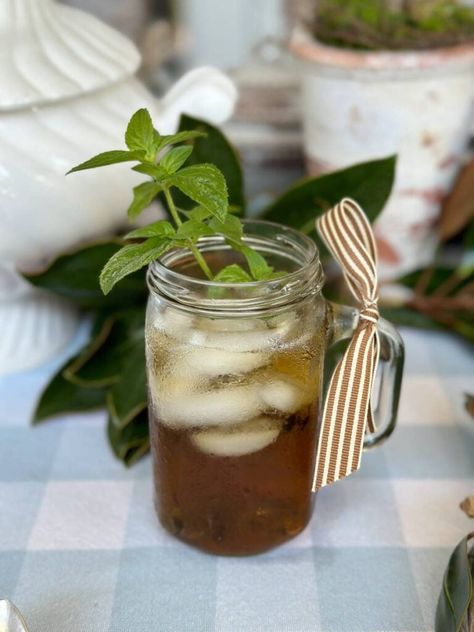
[163,185,213,280]
[163,187,182,227]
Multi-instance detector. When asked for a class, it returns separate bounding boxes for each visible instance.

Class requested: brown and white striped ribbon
[313,198,380,491]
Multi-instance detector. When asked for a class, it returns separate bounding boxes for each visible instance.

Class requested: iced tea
[146,305,324,555]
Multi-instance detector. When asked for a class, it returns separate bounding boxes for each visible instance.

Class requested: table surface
[0,326,473,632]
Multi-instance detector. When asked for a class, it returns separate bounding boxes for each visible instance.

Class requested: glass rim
[147,219,324,313]
[150,219,320,286]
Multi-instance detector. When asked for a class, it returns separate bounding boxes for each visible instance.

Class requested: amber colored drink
[146,305,323,555]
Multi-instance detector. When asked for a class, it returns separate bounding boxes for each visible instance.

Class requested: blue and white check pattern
[0,326,473,632]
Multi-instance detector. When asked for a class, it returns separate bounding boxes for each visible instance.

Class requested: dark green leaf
[23,241,147,309]
[465,394,474,419]
[125,108,155,155]
[380,306,443,331]
[107,336,147,429]
[127,181,162,219]
[100,238,172,295]
[435,533,473,632]
[156,130,206,151]
[33,354,106,422]
[175,220,215,241]
[213,264,252,283]
[260,156,396,251]
[67,150,143,174]
[65,309,145,387]
[161,146,193,174]
[178,115,245,212]
[167,164,228,222]
[461,220,474,276]
[124,221,175,240]
[107,408,150,466]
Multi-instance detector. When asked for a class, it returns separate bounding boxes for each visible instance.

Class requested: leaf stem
[189,244,213,280]
[163,187,182,227]
[163,185,213,280]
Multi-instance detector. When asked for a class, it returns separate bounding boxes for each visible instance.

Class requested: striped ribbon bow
[312,198,380,491]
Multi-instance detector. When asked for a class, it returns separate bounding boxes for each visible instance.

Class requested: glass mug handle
[328,303,405,449]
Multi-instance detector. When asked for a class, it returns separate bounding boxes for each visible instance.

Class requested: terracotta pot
[291,28,474,279]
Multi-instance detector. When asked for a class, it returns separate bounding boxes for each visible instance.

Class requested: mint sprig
[68,108,278,293]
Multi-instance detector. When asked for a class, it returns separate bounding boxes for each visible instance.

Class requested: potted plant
[290,0,474,279]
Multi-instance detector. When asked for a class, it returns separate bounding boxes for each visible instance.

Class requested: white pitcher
[0,0,237,374]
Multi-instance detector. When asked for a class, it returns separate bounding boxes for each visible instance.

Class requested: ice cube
[191,416,281,457]
[158,385,262,428]
[185,347,269,377]
[260,377,313,414]
[198,317,267,333]
[189,328,281,353]
[153,308,195,341]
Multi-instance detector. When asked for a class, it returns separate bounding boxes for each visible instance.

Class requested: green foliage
[68,108,271,290]
[24,241,147,309]
[436,533,473,632]
[31,115,401,466]
[312,0,474,50]
[261,156,396,256]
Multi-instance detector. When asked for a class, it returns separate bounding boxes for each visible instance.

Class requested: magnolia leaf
[440,159,474,241]
[175,219,215,241]
[435,533,473,632]
[124,221,175,240]
[67,150,143,174]
[178,115,245,211]
[161,146,193,174]
[213,264,252,283]
[260,156,396,250]
[65,309,145,387]
[100,238,172,295]
[460,497,474,518]
[167,164,228,222]
[127,181,162,219]
[107,338,147,429]
[465,394,474,419]
[380,306,443,331]
[23,241,147,309]
[107,409,150,466]
[33,354,106,422]
[156,130,206,151]
[125,108,155,155]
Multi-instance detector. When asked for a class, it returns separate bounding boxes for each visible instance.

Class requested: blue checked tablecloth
[0,326,473,632]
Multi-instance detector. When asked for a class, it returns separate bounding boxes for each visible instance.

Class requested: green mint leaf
[156,130,206,152]
[125,108,155,155]
[100,238,172,295]
[160,146,193,174]
[213,264,252,283]
[184,206,213,222]
[132,163,167,180]
[127,181,162,219]
[167,164,228,222]
[67,150,143,174]
[175,220,215,241]
[240,245,275,280]
[124,220,175,240]
[209,214,243,242]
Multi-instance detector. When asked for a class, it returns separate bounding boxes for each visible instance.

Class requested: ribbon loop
[313,198,380,491]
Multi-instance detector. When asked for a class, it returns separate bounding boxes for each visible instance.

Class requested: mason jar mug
[145,220,404,555]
